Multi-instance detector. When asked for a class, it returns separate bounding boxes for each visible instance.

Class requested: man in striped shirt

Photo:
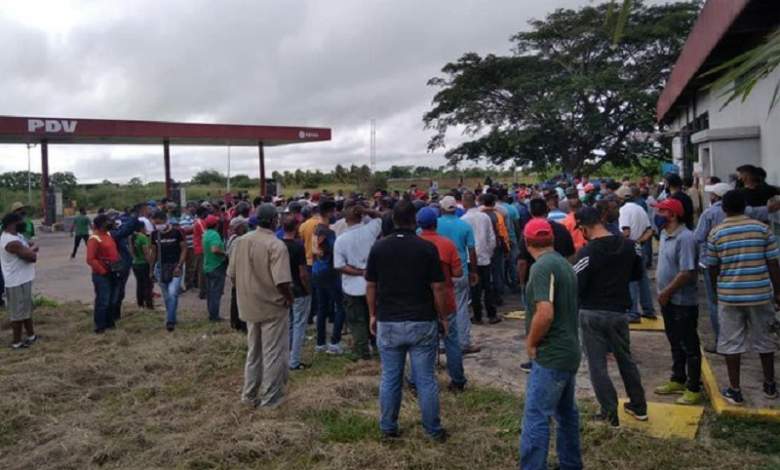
[706,190,780,404]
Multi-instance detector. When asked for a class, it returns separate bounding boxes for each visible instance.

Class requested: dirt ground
[33,232,779,408]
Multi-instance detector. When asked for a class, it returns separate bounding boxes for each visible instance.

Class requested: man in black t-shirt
[665,173,694,230]
[573,207,647,426]
[365,200,448,442]
[282,215,311,370]
[150,210,187,331]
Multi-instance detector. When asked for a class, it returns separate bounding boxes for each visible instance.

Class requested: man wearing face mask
[573,207,647,426]
[150,211,187,331]
[86,214,122,333]
[653,198,702,405]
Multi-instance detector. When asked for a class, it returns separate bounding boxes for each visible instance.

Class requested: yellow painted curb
[504,310,526,320]
[629,315,665,331]
[700,354,780,422]
[618,399,704,440]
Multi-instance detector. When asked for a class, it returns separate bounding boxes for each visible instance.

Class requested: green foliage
[33,295,60,308]
[302,409,379,443]
[424,0,699,175]
[710,415,780,456]
[0,171,42,191]
[191,170,227,186]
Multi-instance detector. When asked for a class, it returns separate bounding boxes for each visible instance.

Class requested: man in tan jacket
[229,204,293,408]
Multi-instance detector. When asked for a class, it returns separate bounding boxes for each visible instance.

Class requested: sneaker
[721,387,745,405]
[592,411,619,427]
[327,343,344,355]
[488,317,503,325]
[429,429,449,443]
[381,430,401,441]
[10,342,28,350]
[289,363,309,371]
[763,382,778,399]
[462,345,482,355]
[24,335,39,346]
[623,402,648,421]
[654,381,686,395]
[314,345,328,353]
[165,323,175,332]
[520,362,532,373]
[447,382,466,394]
[628,316,642,324]
[676,390,703,405]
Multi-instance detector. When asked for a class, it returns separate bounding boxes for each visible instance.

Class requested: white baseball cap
[439,196,458,212]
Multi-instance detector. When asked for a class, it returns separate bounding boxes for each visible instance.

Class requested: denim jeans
[520,362,582,470]
[159,276,182,325]
[377,320,443,437]
[92,273,119,331]
[628,250,655,319]
[313,274,345,346]
[206,263,226,321]
[661,303,701,392]
[409,313,466,387]
[113,265,131,321]
[700,267,719,340]
[453,275,472,348]
[580,309,646,417]
[288,295,312,368]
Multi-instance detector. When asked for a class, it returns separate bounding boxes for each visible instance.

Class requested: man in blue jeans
[366,200,449,442]
[520,218,582,470]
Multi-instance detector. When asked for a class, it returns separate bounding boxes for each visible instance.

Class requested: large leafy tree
[423,0,700,175]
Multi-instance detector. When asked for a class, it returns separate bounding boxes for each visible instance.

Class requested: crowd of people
[2,163,780,469]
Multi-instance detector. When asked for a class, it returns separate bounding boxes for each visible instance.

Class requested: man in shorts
[1,212,38,349]
[706,190,780,404]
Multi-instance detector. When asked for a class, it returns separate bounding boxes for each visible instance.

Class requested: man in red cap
[519,218,581,470]
[653,198,702,405]
[202,214,227,322]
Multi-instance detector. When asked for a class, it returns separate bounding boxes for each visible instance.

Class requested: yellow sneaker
[676,390,703,405]
[654,381,686,395]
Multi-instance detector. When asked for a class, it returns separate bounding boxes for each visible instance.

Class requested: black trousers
[471,265,496,320]
[71,234,89,258]
[132,263,154,309]
[662,303,701,392]
[230,286,247,332]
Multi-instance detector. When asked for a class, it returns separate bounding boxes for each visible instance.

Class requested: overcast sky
[0,0,671,184]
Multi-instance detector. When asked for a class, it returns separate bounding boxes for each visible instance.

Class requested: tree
[127,177,143,186]
[387,165,413,179]
[423,0,699,175]
[191,169,226,185]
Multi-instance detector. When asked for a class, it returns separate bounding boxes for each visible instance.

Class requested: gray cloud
[0,0,666,183]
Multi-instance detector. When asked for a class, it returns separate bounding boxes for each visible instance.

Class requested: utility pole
[26,143,36,206]
[370,119,376,170]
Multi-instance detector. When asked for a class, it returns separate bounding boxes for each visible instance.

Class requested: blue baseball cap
[416,207,438,229]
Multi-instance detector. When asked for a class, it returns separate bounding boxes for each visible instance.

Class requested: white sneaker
[327,343,344,355]
[314,345,328,353]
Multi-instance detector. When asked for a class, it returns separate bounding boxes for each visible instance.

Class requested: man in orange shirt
[413,207,467,392]
[86,214,123,334]
[562,188,586,252]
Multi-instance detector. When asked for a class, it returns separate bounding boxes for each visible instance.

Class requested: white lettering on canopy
[27,119,78,134]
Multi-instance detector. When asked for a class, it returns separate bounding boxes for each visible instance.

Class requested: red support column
[40,140,51,225]
[258,141,266,197]
[163,140,171,199]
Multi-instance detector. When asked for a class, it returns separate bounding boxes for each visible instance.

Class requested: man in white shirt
[461,191,497,323]
[334,205,382,360]
[617,186,657,321]
[1,212,38,349]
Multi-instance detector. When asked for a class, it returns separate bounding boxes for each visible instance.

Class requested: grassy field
[1,303,779,469]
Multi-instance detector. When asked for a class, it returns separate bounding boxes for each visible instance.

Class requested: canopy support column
[163,139,171,199]
[40,140,51,225]
[258,141,266,197]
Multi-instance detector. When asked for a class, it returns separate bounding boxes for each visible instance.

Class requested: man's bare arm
[526,301,554,359]
[5,241,36,262]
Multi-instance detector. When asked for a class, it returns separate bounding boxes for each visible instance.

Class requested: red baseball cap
[523,218,554,244]
[655,198,684,218]
[204,215,220,228]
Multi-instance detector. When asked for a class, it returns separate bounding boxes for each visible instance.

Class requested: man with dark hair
[479,192,509,310]
[461,191,497,326]
[281,214,310,369]
[574,207,647,426]
[706,190,780,404]
[366,199,449,442]
[653,198,702,405]
[202,214,226,322]
[664,173,694,230]
[70,207,91,259]
[519,218,581,469]
[739,165,779,207]
[618,186,656,322]
[230,204,293,408]
[86,214,122,333]
[1,212,38,349]
[312,199,346,354]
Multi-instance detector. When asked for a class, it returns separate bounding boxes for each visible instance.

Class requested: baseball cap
[416,207,438,229]
[574,207,600,228]
[256,203,278,223]
[10,201,25,212]
[523,218,554,244]
[440,196,457,212]
[615,186,632,200]
[704,182,732,197]
[655,198,684,218]
[230,215,248,229]
[204,215,220,228]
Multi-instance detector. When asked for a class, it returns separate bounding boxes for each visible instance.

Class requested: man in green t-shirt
[519,218,581,470]
[70,207,92,259]
[202,215,226,321]
[131,222,153,309]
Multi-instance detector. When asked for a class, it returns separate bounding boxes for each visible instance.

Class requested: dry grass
[0,303,778,469]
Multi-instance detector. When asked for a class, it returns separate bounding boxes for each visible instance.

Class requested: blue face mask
[654,214,668,230]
